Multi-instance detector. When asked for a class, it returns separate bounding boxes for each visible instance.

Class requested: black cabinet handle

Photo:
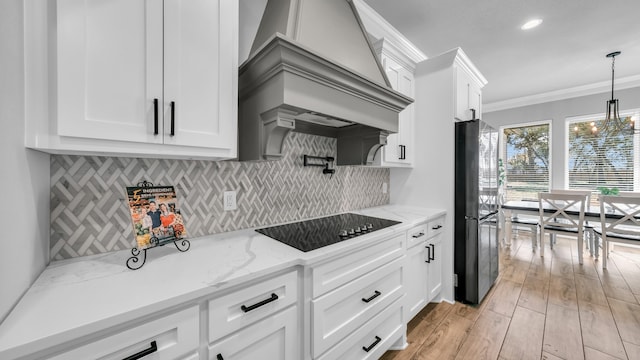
[425,245,431,263]
[122,341,157,360]
[362,290,381,303]
[241,293,278,312]
[398,145,406,160]
[430,243,435,260]
[153,99,159,135]
[170,101,175,136]
[362,336,382,352]
[216,354,224,360]
[432,225,442,230]
[412,232,425,238]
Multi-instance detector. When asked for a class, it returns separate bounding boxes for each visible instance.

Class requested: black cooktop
[256,213,401,252]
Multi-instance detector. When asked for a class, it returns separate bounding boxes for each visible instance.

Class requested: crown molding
[484,74,640,113]
[351,0,427,64]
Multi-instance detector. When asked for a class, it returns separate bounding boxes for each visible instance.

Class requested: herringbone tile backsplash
[50,132,390,259]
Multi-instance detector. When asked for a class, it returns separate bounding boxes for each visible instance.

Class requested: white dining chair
[595,194,640,269]
[538,192,587,264]
[550,189,594,254]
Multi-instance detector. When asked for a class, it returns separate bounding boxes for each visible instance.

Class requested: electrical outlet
[382,182,388,194]
[223,191,237,211]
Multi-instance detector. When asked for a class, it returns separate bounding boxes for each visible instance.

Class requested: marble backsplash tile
[50,132,390,259]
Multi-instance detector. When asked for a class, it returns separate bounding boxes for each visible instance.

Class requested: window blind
[567,113,640,194]
[502,124,550,201]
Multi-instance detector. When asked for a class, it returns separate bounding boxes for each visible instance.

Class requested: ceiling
[362,0,640,107]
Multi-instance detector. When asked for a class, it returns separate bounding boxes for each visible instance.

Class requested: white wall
[0,0,50,322]
[483,86,640,189]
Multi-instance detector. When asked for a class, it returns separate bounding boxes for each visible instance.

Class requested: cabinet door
[163,0,237,151]
[380,55,414,166]
[468,81,482,120]
[56,0,164,144]
[426,233,443,301]
[405,243,428,321]
[209,306,298,360]
[454,67,471,121]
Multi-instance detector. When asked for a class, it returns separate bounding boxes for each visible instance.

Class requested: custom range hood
[238,0,413,165]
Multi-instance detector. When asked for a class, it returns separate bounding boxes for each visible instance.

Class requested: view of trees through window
[567,112,640,203]
[502,123,550,201]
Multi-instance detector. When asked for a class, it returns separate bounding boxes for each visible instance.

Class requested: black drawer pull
[362,290,381,303]
[430,244,435,260]
[216,354,224,360]
[362,336,382,352]
[425,245,431,263]
[432,224,442,230]
[412,232,425,238]
[241,293,278,312]
[153,98,159,135]
[122,341,157,360]
[170,101,175,136]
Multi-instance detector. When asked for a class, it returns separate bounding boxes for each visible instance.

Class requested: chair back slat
[538,192,586,232]
[600,195,640,237]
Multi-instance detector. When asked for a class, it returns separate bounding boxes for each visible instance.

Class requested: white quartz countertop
[0,205,445,358]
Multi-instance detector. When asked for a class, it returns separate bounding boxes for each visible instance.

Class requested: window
[566,110,640,195]
[501,122,551,201]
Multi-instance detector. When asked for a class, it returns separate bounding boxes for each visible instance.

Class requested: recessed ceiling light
[521,19,543,30]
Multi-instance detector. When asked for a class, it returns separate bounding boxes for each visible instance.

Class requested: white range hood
[238,0,413,165]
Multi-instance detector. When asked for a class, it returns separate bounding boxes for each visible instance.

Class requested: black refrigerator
[454,119,499,304]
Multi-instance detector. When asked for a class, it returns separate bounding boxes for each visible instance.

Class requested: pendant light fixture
[600,50,638,134]
[605,51,621,123]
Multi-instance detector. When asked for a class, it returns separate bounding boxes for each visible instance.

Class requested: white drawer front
[317,298,405,360]
[312,234,404,298]
[407,223,427,248]
[427,216,445,238]
[208,305,298,360]
[208,269,298,343]
[49,306,199,360]
[312,258,404,358]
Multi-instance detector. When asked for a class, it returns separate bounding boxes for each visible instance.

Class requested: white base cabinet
[404,216,445,322]
[209,305,298,360]
[48,306,200,360]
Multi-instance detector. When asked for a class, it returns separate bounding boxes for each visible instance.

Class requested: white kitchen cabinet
[208,270,298,343]
[209,305,298,360]
[404,216,445,321]
[426,217,445,301]
[405,236,428,320]
[454,63,484,121]
[372,39,416,167]
[48,306,200,360]
[27,0,237,160]
[309,234,406,359]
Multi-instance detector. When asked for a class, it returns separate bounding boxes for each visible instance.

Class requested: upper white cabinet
[370,39,420,168]
[454,66,483,121]
[451,50,486,122]
[26,0,238,160]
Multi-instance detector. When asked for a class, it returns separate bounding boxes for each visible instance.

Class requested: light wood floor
[381,232,640,360]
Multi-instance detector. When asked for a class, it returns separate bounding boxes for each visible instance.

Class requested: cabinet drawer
[312,234,404,298]
[208,270,298,343]
[317,298,404,360]
[407,223,427,248]
[49,306,199,360]
[312,258,403,358]
[427,216,445,238]
[208,305,298,360]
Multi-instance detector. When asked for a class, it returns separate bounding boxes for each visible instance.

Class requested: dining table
[500,199,620,259]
